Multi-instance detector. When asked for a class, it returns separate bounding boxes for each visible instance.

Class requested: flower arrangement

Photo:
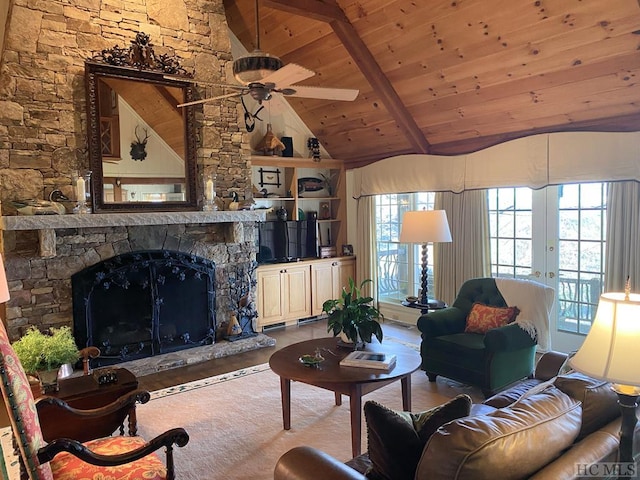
[12,326,80,374]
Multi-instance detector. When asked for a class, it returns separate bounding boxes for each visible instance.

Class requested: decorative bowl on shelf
[405,296,419,304]
[299,353,325,368]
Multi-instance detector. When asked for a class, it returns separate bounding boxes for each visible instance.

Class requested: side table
[34,367,139,443]
[401,298,447,314]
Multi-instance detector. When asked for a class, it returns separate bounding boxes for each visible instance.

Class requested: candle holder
[73,170,92,214]
[203,173,218,211]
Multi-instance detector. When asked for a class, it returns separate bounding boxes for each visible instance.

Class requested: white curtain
[604,181,640,292]
[355,196,378,303]
[434,190,491,305]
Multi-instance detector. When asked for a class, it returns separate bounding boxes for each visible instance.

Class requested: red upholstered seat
[0,321,188,480]
[50,436,166,480]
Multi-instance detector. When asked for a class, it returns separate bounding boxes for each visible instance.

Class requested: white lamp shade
[399,210,452,244]
[570,292,640,387]
[0,254,9,304]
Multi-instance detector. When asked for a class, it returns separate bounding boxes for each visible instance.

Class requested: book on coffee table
[340,351,397,370]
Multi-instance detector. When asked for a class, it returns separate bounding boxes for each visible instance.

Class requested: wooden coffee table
[269,337,422,457]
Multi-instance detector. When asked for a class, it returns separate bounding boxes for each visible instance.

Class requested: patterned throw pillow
[464,302,520,334]
[364,394,472,480]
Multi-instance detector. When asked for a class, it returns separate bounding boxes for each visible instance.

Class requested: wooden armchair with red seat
[0,321,189,480]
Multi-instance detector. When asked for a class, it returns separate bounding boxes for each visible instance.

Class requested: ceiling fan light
[233,50,283,84]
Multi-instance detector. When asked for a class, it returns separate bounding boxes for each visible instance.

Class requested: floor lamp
[399,210,452,305]
[569,284,640,477]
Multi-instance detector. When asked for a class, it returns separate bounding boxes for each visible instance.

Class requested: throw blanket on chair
[495,278,554,351]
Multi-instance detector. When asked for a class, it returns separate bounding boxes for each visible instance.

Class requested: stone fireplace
[1,211,270,373]
[0,0,264,373]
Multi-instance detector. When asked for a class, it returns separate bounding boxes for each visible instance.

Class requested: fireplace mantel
[1,210,266,257]
[2,210,266,230]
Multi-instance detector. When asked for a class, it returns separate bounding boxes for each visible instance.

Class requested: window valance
[352,132,640,198]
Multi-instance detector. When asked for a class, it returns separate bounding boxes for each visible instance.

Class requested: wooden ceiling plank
[401,49,640,115]
[264,0,430,153]
[329,18,430,153]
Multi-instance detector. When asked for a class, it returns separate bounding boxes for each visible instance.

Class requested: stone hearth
[114,333,275,378]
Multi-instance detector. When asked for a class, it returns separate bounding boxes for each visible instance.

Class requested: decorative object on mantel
[307,137,321,162]
[203,172,218,211]
[72,170,92,214]
[10,199,66,216]
[256,124,285,156]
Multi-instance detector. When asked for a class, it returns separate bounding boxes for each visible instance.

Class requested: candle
[205,178,215,201]
[76,177,86,201]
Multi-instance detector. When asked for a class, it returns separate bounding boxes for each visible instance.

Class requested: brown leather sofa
[274,354,638,480]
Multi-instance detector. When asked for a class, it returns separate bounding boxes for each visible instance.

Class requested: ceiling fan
[172,0,359,108]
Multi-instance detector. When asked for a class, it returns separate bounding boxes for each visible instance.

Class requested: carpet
[1,347,483,480]
[136,363,483,480]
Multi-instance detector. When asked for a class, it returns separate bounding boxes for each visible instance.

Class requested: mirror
[85,34,197,212]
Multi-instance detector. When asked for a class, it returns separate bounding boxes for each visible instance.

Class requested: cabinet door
[334,258,355,298]
[283,265,311,320]
[256,267,285,326]
[311,261,335,316]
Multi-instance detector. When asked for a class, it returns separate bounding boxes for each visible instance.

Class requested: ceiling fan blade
[177,91,243,108]
[286,85,359,101]
[261,63,314,88]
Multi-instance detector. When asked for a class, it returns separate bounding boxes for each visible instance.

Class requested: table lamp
[399,210,452,305]
[569,281,640,468]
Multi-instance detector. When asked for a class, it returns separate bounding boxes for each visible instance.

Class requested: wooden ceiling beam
[263,0,348,23]
[264,0,431,154]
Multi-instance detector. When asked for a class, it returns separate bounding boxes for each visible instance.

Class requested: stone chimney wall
[0,0,256,340]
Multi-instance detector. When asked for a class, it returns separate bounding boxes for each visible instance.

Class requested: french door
[490,184,606,353]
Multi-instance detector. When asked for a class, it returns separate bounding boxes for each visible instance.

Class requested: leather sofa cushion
[416,386,581,480]
[554,372,620,441]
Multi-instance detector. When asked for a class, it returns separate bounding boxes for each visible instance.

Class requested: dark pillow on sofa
[364,394,472,480]
[554,371,620,440]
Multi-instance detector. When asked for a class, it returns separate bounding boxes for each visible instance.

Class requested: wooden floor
[137,318,421,392]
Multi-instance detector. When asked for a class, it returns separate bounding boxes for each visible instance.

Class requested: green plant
[12,326,80,374]
[323,278,384,344]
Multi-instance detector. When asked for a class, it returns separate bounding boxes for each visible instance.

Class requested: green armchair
[417,277,554,397]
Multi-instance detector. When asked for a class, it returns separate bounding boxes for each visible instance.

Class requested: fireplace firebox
[72,250,216,367]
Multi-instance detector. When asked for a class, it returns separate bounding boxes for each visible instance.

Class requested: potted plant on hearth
[12,326,80,393]
[323,278,384,349]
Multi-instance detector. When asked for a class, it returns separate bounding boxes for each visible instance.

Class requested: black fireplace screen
[72,250,216,367]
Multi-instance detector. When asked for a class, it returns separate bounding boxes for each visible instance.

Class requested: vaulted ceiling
[223,0,640,166]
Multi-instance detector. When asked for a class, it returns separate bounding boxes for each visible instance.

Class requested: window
[488,188,533,278]
[375,193,435,303]
[487,183,606,340]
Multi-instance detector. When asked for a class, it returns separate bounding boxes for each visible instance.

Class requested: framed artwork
[342,244,354,256]
[319,201,331,220]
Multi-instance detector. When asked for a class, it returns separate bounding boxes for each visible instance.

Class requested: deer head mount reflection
[130,125,149,161]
